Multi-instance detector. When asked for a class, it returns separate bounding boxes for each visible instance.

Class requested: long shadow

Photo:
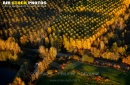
[117,71,130,85]
[95,65,130,85]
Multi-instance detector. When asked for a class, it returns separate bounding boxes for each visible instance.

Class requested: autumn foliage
[9,77,25,85]
[0,37,22,61]
[31,46,57,81]
[122,56,130,65]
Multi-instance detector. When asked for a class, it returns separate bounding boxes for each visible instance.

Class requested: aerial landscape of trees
[0,0,130,85]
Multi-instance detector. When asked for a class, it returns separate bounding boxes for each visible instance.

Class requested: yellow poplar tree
[82,39,87,49]
[47,27,52,34]
[9,77,25,85]
[70,38,76,48]
[76,39,82,49]
[86,39,91,49]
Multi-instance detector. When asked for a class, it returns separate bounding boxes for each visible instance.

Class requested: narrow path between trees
[22,47,130,71]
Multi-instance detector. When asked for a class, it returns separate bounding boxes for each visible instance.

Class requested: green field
[36,62,130,85]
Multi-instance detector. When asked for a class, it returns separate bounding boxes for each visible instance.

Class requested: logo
[2,1,47,7]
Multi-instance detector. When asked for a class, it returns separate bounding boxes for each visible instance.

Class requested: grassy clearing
[36,62,130,85]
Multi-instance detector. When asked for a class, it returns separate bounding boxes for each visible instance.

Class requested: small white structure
[34,63,39,68]
[33,62,39,74]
